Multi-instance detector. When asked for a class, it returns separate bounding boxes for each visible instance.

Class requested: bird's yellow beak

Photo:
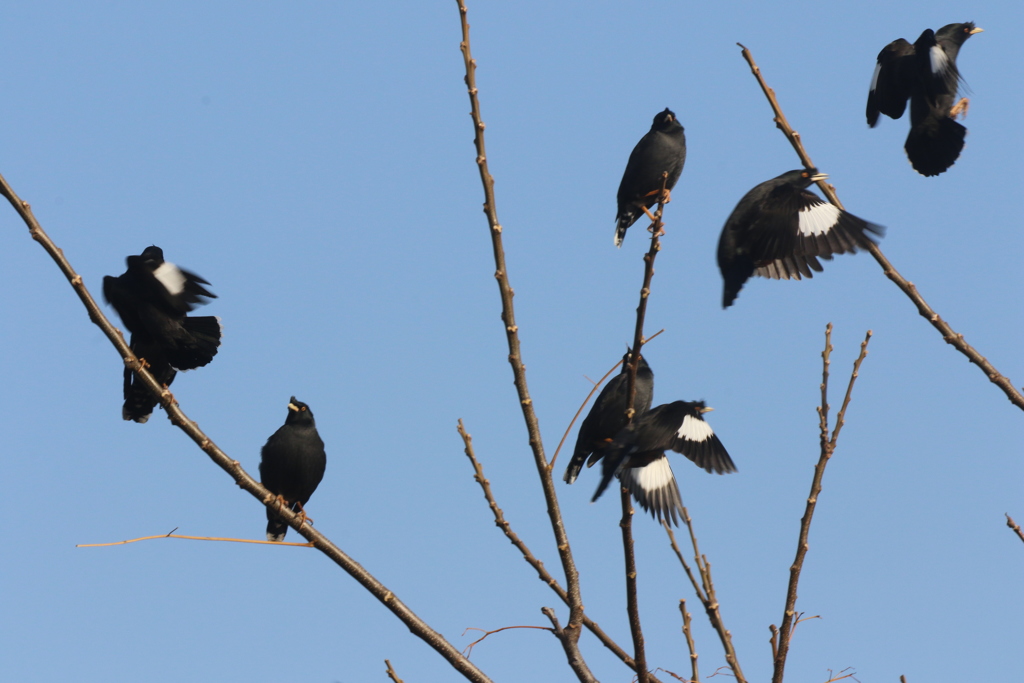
[288,403,300,412]
[700,406,714,414]
[970,27,984,34]
[810,173,829,182]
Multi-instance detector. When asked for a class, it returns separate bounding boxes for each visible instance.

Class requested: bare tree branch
[624,175,668,417]
[0,172,494,683]
[664,517,747,683]
[620,489,649,683]
[455,2,589,654]
[461,625,553,658]
[77,529,313,548]
[679,600,700,683]
[736,43,1024,412]
[458,420,664,682]
[1006,514,1024,545]
[772,324,872,683]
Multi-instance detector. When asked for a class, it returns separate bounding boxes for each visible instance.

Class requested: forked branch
[458,420,664,682]
[771,324,872,683]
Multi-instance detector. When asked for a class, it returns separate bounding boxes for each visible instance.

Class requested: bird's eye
[300,406,307,411]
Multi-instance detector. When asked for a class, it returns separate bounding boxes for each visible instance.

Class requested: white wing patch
[929,45,950,76]
[677,414,714,442]
[628,457,675,493]
[869,62,882,92]
[153,262,186,295]
[798,203,841,236]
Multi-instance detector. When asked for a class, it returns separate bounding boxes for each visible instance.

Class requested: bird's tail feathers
[266,505,291,542]
[905,116,966,177]
[169,316,223,370]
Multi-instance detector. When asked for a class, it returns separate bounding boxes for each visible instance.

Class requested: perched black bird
[716,169,884,308]
[259,397,327,542]
[591,401,735,525]
[103,246,222,422]
[614,108,686,247]
[563,353,654,486]
[866,22,983,176]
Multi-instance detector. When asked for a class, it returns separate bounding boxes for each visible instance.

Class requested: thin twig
[736,43,1024,412]
[541,608,598,683]
[77,530,313,548]
[679,600,699,683]
[549,329,664,474]
[1006,515,1024,545]
[461,625,553,658]
[621,488,649,683]
[457,420,663,682]
[772,325,872,683]
[550,359,623,474]
[385,660,405,683]
[0,172,493,683]
[456,2,588,656]
[821,668,858,683]
[664,516,747,683]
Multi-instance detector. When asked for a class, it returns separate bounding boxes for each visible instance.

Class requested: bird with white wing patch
[716,169,884,308]
[103,246,223,422]
[591,400,735,525]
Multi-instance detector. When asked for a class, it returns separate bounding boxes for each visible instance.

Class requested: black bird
[615,108,686,247]
[591,401,735,525]
[866,22,983,176]
[716,169,884,308]
[259,397,327,542]
[103,246,222,422]
[563,353,654,486]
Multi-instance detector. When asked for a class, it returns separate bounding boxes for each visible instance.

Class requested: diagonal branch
[458,420,664,683]
[664,516,747,683]
[736,43,1023,412]
[0,172,494,683]
[1006,515,1024,545]
[771,324,872,683]
[456,0,588,663]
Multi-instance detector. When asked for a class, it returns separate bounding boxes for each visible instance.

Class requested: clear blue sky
[1,2,1021,682]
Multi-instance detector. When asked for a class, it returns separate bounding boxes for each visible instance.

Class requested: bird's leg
[949,97,970,119]
[136,358,151,371]
[643,187,672,204]
[293,501,314,528]
[641,205,659,223]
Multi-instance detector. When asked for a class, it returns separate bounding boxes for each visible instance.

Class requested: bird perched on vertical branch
[103,246,222,422]
[563,352,654,486]
[614,108,686,247]
[866,22,983,176]
[259,397,327,542]
[591,401,735,525]
[716,169,884,308]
